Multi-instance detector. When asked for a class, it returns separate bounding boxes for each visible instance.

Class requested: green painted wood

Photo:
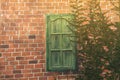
[46,14,76,71]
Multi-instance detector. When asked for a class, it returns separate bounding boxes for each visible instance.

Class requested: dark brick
[13,70,21,74]
[39,77,47,80]
[0,75,5,78]
[0,45,9,48]
[16,57,24,60]
[28,35,36,39]
[0,53,2,57]
[5,75,14,78]
[29,60,38,64]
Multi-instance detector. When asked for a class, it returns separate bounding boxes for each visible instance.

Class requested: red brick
[6,65,14,70]
[25,65,34,69]
[0,66,5,70]
[0,62,8,65]
[2,53,11,57]
[19,78,29,80]
[19,44,29,48]
[23,73,33,77]
[11,0,18,2]
[39,60,45,63]
[5,48,14,52]
[22,52,30,56]
[29,78,38,80]
[19,61,28,64]
[9,44,19,48]
[16,65,24,69]
[31,52,40,55]
[58,76,66,79]
[10,61,19,65]
[15,48,24,52]
[3,70,12,74]
[0,57,5,62]
[39,77,47,80]
[35,55,44,59]
[32,69,41,73]
[22,70,31,73]
[12,53,21,56]
[35,64,43,68]
[29,44,37,47]
[47,76,56,80]
[24,56,34,60]
[15,74,23,78]
[25,47,34,51]
[34,73,43,77]
[7,57,15,61]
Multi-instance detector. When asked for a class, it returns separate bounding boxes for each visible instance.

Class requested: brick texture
[0,0,118,80]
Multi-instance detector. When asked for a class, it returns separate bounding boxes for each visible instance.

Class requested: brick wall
[0,0,118,80]
[0,0,74,80]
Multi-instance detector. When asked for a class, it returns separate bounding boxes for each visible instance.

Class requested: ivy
[70,0,120,80]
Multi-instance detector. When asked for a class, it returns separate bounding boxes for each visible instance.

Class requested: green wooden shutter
[46,14,76,71]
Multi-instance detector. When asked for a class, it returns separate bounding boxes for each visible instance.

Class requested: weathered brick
[13,70,21,74]
[0,53,2,57]
[0,45,9,48]
[28,35,36,39]
[5,75,14,78]
[16,56,24,60]
[29,60,38,64]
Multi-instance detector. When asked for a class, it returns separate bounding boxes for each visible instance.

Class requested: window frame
[46,14,77,72]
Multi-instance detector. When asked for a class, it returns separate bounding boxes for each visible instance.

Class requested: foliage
[108,0,120,79]
[70,0,120,80]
